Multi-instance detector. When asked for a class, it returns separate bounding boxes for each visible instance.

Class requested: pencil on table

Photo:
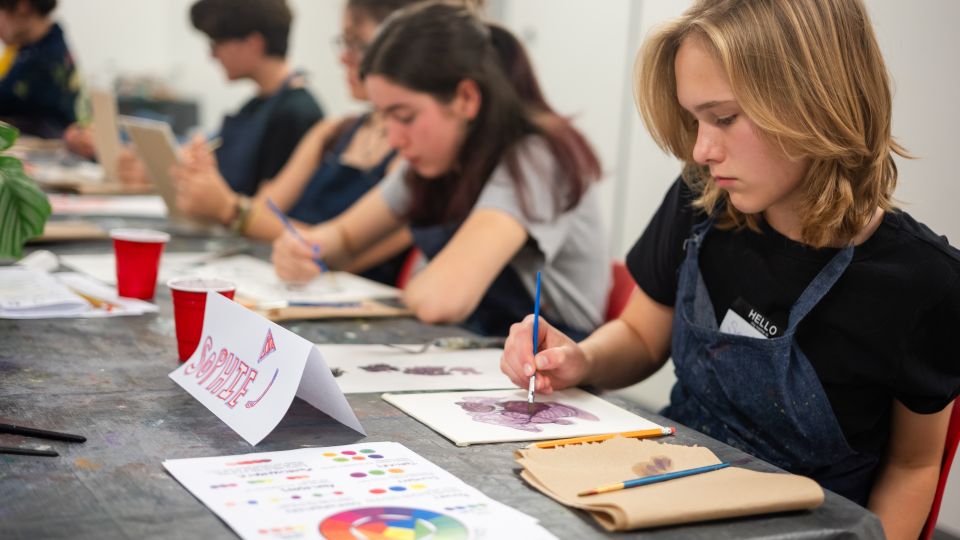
[530,426,676,449]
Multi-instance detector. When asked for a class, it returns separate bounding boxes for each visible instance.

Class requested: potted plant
[0,121,51,259]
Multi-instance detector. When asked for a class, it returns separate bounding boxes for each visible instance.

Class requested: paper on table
[382,388,661,446]
[318,344,514,393]
[183,254,400,303]
[0,268,157,318]
[48,194,167,218]
[61,252,211,286]
[163,442,556,540]
[0,267,87,316]
[515,437,824,531]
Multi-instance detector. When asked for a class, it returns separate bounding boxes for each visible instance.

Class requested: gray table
[0,232,883,539]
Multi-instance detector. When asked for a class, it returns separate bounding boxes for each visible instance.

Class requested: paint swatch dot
[322,452,337,457]
[389,486,407,492]
[291,495,301,500]
[360,449,375,454]
[369,470,385,475]
[351,456,365,461]
[333,491,344,495]
[387,468,404,474]
[367,454,384,459]
[410,484,427,490]
[341,451,357,455]
[248,500,258,505]
[333,457,349,462]
[350,472,366,478]
[369,488,386,494]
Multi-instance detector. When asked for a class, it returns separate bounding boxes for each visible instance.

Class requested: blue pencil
[527,271,542,410]
[265,198,329,273]
[577,462,731,496]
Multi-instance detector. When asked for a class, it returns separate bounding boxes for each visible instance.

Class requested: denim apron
[288,114,395,224]
[663,217,878,504]
[215,73,300,196]
[288,114,402,285]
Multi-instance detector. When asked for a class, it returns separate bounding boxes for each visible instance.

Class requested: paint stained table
[0,236,882,539]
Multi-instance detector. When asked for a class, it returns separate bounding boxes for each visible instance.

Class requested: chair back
[605,261,636,321]
[395,247,423,290]
[921,399,960,540]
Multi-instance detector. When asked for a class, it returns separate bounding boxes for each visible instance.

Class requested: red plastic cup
[111,228,170,299]
[167,277,237,362]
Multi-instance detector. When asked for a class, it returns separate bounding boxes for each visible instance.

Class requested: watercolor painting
[359,363,483,376]
[455,396,598,432]
[318,345,513,393]
[382,388,663,446]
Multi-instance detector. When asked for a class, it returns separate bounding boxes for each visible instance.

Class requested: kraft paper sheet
[515,437,824,531]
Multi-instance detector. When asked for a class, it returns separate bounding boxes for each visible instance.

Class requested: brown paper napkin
[515,437,824,531]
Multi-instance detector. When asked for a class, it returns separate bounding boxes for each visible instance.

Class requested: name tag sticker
[718,298,782,339]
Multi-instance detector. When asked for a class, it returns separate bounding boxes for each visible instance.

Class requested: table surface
[0,230,884,539]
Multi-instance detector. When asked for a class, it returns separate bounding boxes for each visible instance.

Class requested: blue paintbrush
[527,271,542,413]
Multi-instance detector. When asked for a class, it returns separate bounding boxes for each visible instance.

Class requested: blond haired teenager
[500,1,959,538]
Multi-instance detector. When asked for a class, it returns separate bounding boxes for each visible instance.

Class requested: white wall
[53,0,960,532]
[56,0,358,134]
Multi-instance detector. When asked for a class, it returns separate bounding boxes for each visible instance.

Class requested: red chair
[921,399,960,540]
[395,248,423,290]
[605,261,636,321]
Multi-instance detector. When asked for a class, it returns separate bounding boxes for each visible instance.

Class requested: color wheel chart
[319,507,468,540]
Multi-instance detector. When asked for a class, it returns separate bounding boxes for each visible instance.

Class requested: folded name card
[169,292,364,445]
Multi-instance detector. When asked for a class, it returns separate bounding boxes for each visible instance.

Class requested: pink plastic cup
[167,277,237,362]
[111,228,170,299]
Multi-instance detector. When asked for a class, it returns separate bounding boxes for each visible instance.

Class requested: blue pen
[266,198,329,273]
[577,462,731,496]
[527,271,542,411]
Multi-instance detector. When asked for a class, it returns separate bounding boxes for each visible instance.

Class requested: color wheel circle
[319,506,468,540]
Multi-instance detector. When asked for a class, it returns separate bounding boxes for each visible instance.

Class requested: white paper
[383,388,662,447]
[61,252,211,286]
[162,442,556,540]
[168,293,363,445]
[48,194,167,217]
[318,344,514,394]
[0,267,87,314]
[0,268,156,319]
[183,255,400,303]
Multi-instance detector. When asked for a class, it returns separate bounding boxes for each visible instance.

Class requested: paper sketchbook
[382,388,661,446]
[516,437,824,531]
[163,442,556,540]
[317,344,513,394]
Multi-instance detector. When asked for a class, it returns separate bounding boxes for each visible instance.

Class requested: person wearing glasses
[172,0,483,285]
[180,0,323,199]
[271,3,609,337]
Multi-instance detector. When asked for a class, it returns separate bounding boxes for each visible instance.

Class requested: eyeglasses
[331,34,368,58]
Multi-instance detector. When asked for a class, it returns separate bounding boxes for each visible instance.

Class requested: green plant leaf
[0,122,18,152]
[0,155,51,259]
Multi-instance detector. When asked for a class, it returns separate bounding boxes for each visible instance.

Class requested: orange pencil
[530,426,676,449]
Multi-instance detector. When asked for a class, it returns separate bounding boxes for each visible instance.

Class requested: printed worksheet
[163,442,556,540]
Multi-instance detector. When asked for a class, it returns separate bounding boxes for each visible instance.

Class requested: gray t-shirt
[379,136,610,332]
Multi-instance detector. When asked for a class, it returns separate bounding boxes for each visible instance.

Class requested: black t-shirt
[237,87,323,185]
[626,177,960,458]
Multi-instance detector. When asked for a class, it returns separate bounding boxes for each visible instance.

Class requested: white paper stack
[164,442,557,539]
[0,267,157,319]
